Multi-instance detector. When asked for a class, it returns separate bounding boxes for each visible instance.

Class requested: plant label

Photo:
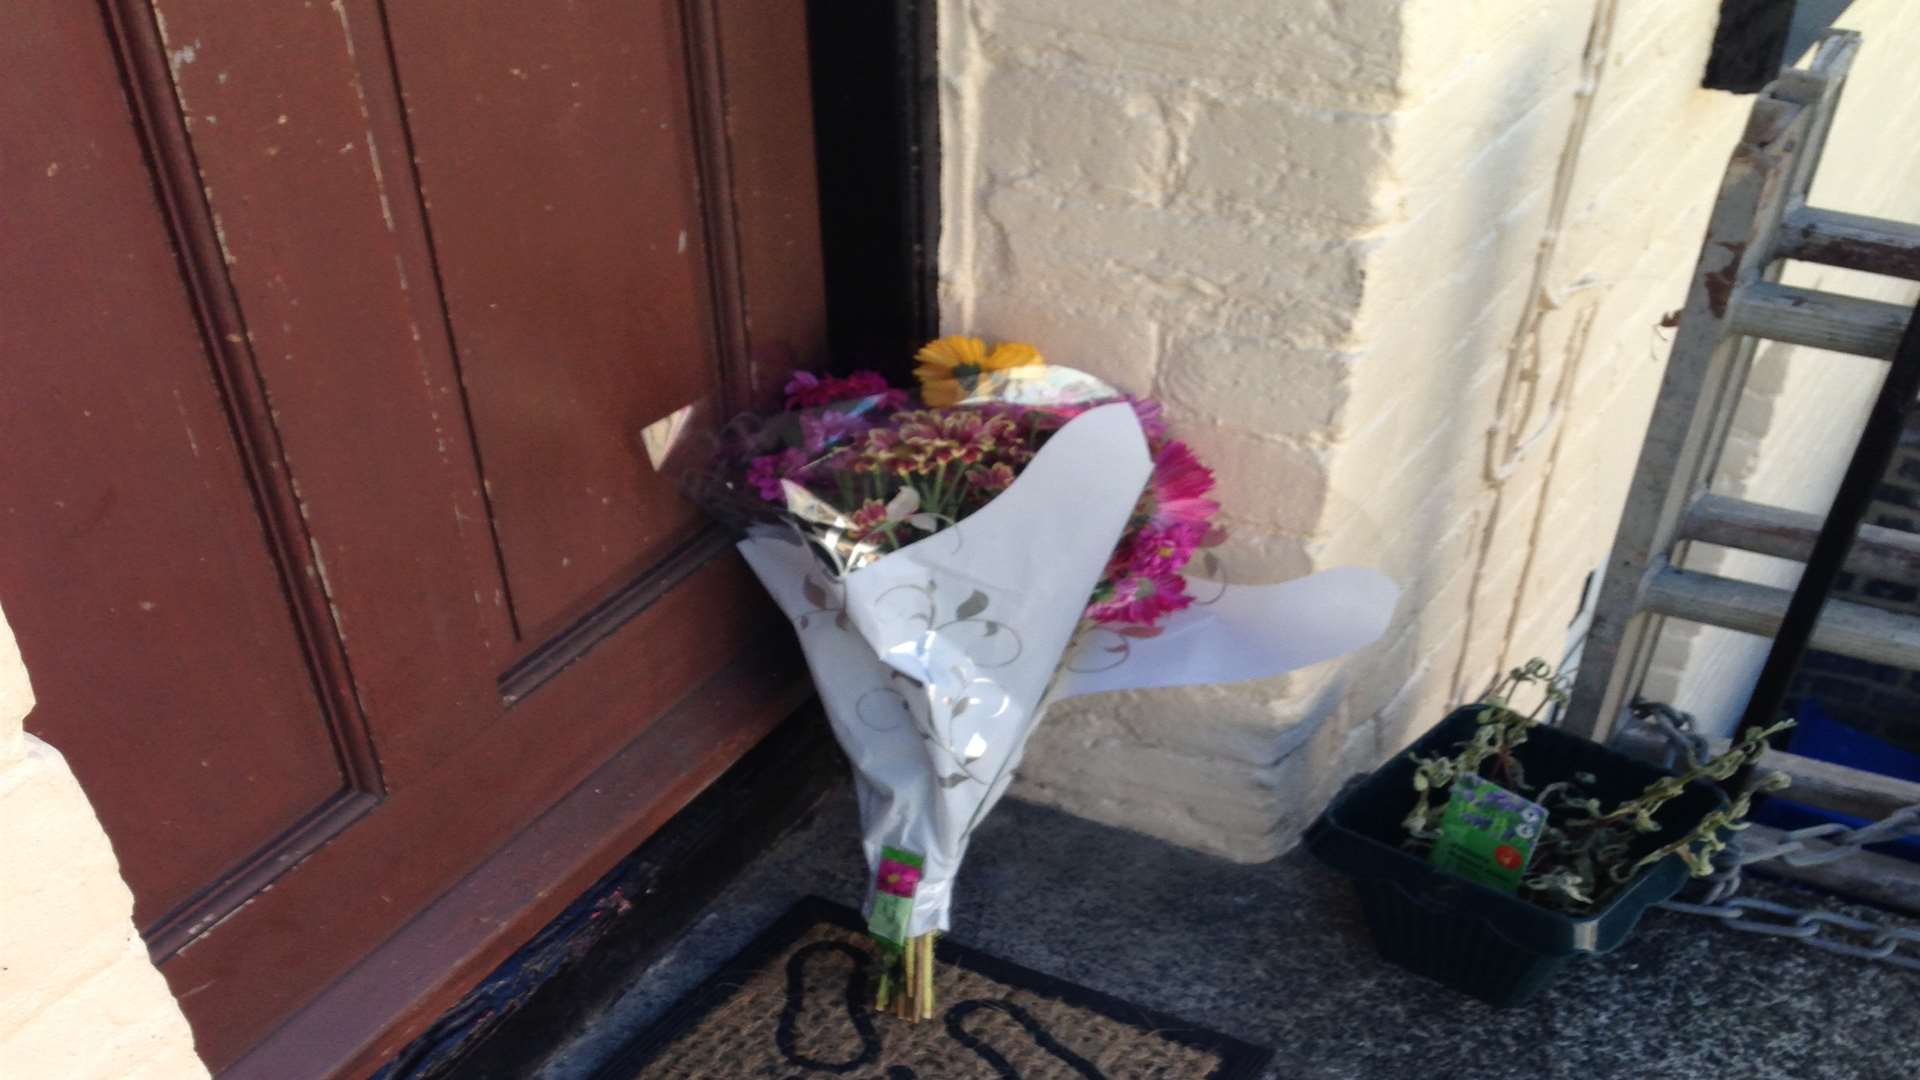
[1429,774,1547,893]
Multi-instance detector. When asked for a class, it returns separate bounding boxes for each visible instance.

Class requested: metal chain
[1735,806,1920,868]
[1658,896,1920,971]
[1627,701,1920,972]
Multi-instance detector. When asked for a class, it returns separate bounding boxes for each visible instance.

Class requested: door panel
[166,554,774,1070]
[0,0,355,928]
[2,1,823,1072]
[145,0,514,786]
[383,0,723,637]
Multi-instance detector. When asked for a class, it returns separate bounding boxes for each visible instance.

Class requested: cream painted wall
[939,0,1920,858]
[0,606,208,1078]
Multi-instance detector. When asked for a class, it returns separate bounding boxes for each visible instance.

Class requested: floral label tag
[867,846,925,947]
[1429,774,1547,894]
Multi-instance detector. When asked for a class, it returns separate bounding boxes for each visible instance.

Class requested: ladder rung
[1642,565,1920,669]
[1614,725,1920,822]
[1679,493,1920,581]
[1726,281,1909,358]
[1780,206,1920,281]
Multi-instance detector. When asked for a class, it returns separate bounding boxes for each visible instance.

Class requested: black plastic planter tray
[1306,707,1726,1006]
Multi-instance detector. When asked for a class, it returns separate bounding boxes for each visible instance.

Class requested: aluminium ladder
[1564,30,1920,880]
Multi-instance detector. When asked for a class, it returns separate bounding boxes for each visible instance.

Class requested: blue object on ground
[1753,697,1920,862]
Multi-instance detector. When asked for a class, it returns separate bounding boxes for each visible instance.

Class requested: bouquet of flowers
[699,336,1398,1019]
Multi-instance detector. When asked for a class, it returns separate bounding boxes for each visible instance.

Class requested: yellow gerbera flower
[913,336,1043,406]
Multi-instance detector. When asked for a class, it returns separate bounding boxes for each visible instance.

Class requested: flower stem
[919,933,936,1020]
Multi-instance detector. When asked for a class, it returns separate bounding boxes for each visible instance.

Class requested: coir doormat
[597,896,1273,1079]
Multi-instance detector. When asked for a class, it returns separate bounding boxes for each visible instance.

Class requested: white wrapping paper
[738,403,1398,936]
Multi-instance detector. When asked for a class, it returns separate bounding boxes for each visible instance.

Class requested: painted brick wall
[0,605,208,1078]
[939,0,1920,860]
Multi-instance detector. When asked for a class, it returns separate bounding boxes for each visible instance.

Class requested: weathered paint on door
[0,1,822,1071]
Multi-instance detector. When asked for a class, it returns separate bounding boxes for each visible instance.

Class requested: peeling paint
[167,40,200,74]
[365,131,397,232]
[170,389,201,458]
[208,207,239,267]
[330,0,396,234]
[307,539,347,641]
[1703,240,1747,318]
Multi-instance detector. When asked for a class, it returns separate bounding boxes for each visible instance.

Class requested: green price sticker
[1429,774,1547,894]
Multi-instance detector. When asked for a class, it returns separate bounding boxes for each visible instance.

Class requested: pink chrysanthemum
[847,499,891,538]
[966,462,1018,494]
[1087,569,1193,626]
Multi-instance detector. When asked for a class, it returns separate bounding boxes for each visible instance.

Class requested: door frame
[806,0,942,374]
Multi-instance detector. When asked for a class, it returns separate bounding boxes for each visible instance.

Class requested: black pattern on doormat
[596,896,1273,1079]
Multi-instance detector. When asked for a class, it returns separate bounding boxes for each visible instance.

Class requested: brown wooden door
[1,2,820,1073]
